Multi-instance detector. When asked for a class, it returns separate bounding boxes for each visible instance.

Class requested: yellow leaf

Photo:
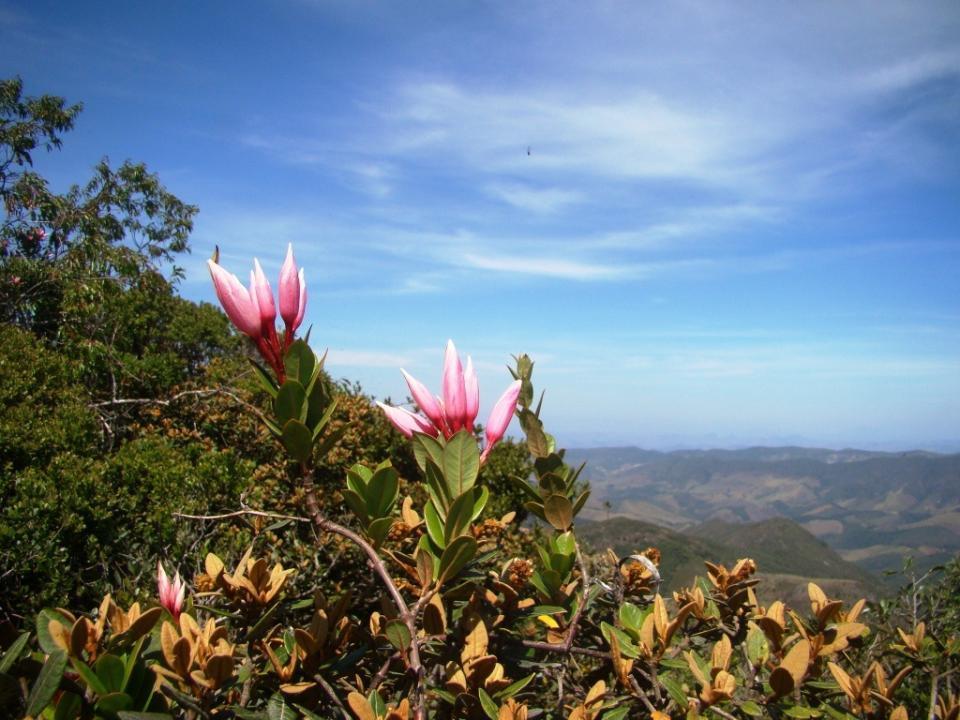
[347,691,377,720]
[537,614,560,629]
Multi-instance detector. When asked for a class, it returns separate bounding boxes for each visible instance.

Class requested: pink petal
[401,369,444,430]
[252,259,277,325]
[278,244,301,330]
[442,340,467,432]
[208,259,261,337]
[293,268,307,332]
[377,402,438,438]
[464,356,479,429]
[484,380,522,449]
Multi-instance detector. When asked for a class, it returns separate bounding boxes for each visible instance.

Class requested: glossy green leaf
[54,692,83,720]
[274,380,307,425]
[369,690,386,719]
[444,490,476,544]
[366,463,399,518]
[544,494,573,530]
[471,486,489,521]
[571,490,590,517]
[36,609,72,655]
[306,387,336,436]
[740,701,764,717]
[437,535,477,583]
[600,622,639,658]
[442,430,480,497]
[412,433,445,473]
[96,692,133,713]
[494,673,534,699]
[619,602,645,632]
[267,692,294,720]
[248,359,278,398]
[71,658,108,695]
[383,620,411,652]
[284,339,316,388]
[478,688,499,720]
[281,419,313,463]
[367,517,394,548]
[0,632,29,674]
[26,649,67,717]
[424,501,446,550]
[425,462,451,514]
[95,653,126,693]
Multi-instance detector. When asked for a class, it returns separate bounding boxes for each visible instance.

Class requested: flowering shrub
[1,247,958,720]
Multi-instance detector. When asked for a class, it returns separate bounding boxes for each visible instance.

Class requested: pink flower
[379,341,522,460]
[376,402,439,438]
[278,244,307,338]
[157,561,185,620]
[482,379,522,461]
[207,260,261,338]
[208,246,309,381]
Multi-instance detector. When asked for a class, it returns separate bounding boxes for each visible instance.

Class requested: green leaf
[281,419,313,463]
[71,658,108,696]
[604,707,630,720]
[471,486,489,521]
[0,632,30,674]
[26,649,67,717]
[519,409,549,457]
[284,339,317,388]
[553,531,576,556]
[248,358,278,398]
[366,463,399,518]
[274,379,308,424]
[383,620,411,652]
[442,430,480,497]
[367,517,394,548]
[424,500,446,550]
[412,433,445,473]
[117,713,175,720]
[95,692,133,714]
[478,688,499,720]
[507,474,541,501]
[494,673,534,699]
[740,701,764,717]
[54,692,83,720]
[543,494,573,532]
[346,464,371,495]
[95,653,126,693]
[746,624,769,667]
[307,390,337,437]
[444,490,476,544]
[619,602,646,632]
[36,609,72,655]
[368,690,386,719]
[600,622,639,658]
[571,490,590,517]
[246,600,284,643]
[660,674,688,709]
[267,692,295,720]
[438,535,478,583]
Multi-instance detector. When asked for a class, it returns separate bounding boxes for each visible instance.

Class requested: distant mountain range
[566,446,960,583]
[576,516,878,607]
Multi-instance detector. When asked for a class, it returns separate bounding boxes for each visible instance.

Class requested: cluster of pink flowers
[377,340,521,461]
[157,561,185,620]
[207,247,522,461]
[207,244,306,382]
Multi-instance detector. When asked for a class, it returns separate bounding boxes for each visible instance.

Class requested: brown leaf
[347,691,377,720]
[769,667,794,698]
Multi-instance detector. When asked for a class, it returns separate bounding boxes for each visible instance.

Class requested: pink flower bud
[376,402,439,438]
[464,356,480,430]
[251,259,277,327]
[157,560,185,620]
[278,244,302,332]
[442,340,467,432]
[207,259,261,338]
[401,369,445,430]
[483,379,522,458]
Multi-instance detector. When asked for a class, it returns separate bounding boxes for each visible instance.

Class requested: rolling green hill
[577,515,882,604]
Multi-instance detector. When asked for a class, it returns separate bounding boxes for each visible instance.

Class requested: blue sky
[4,1,959,450]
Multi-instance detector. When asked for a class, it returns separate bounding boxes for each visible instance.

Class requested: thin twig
[173,509,310,523]
[370,650,402,690]
[520,640,608,658]
[628,674,658,714]
[316,674,351,720]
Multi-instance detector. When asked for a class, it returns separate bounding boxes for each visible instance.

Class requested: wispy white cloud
[484,182,583,214]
